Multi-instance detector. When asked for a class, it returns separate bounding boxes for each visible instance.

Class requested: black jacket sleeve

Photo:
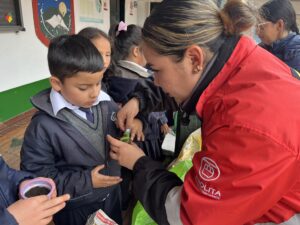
[130,79,178,113]
[133,156,183,225]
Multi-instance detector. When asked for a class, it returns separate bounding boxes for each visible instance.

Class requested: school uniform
[107,60,168,159]
[20,88,122,225]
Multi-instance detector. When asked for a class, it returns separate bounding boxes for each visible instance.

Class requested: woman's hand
[7,194,70,225]
[91,165,122,188]
[116,98,140,131]
[107,135,145,170]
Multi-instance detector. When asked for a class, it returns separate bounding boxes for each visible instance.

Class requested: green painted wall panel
[0,78,50,122]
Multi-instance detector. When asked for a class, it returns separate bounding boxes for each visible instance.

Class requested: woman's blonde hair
[142,0,256,61]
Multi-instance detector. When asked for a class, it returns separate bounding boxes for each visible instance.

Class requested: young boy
[20,35,137,225]
[0,155,69,225]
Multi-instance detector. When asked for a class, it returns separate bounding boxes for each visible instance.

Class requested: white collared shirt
[50,88,111,119]
[121,60,148,73]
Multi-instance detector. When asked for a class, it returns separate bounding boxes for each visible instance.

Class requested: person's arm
[7,194,70,225]
[0,156,34,189]
[179,126,300,224]
[107,135,183,225]
[117,79,178,131]
[109,124,300,224]
[0,156,34,225]
[130,78,178,113]
[133,157,183,225]
[0,206,19,225]
[0,156,69,225]
[283,49,300,72]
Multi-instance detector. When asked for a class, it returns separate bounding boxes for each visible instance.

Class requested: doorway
[110,0,125,26]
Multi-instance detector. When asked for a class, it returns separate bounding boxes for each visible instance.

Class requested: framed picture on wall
[0,0,25,32]
[32,0,75,47]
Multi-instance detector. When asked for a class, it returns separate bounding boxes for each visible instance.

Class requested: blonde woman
[108,0,300,224]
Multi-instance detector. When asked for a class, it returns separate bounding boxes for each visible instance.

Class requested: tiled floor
[0,109,55,225]
[0,109,36,169]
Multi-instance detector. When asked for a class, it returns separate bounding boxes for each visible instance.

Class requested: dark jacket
[107,62,168,159]
[20,89,121,209]
[260,33,300,71]
[130,78,201,157]
[0,156,34,225]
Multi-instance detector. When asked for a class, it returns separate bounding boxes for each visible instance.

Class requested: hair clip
[116,21,127,36]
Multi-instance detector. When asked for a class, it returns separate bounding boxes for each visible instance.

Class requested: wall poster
[78,0,104,24]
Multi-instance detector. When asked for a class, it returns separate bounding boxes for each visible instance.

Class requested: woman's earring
[193,65,202,73]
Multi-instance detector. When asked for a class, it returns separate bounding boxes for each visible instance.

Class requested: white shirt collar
[50,88,111,116]
[121,60,148,72]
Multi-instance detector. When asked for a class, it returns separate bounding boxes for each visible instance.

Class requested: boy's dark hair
[260,0,299,34]
[110,24,142,61]
[48,34,104,82]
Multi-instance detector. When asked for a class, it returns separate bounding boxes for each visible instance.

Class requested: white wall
[0,0,153,92]
[125,0,161,27]
[0,0,112,92]
[137,0,150,27]
[125,0,138,25]
[74,0,111,33]
[0,1,48,92]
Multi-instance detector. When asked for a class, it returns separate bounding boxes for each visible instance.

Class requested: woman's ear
[276,19,285,29]
[49,76,62,91]
[186,45,204,74]
[276,19,288,39]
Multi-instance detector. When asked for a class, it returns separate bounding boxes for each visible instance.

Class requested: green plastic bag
[131,160,193,225]
[131,128,201,225]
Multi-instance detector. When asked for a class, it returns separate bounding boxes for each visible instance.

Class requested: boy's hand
[116,98,140,131]
[160,123,171,135]
[130,118,145,142]
[7,194,70,225]
[91,165,122,188]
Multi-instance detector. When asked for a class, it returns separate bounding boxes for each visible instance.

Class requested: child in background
[78,26,146,137]
[20,34,141,225]
[77,27,113,92]
[0,156,69,225]
[108,22,170,225]
[108,22,170,159]
[78,26,146,225]
[257,0,300,71]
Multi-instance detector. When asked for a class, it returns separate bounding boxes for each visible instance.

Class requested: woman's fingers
[110,150,119,160]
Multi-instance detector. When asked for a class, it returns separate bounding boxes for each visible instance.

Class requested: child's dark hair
[110,23,142,61]
[259,0,299,34]
[48,34,103,82]
[78,26,119,79]
[78,27,110,42]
